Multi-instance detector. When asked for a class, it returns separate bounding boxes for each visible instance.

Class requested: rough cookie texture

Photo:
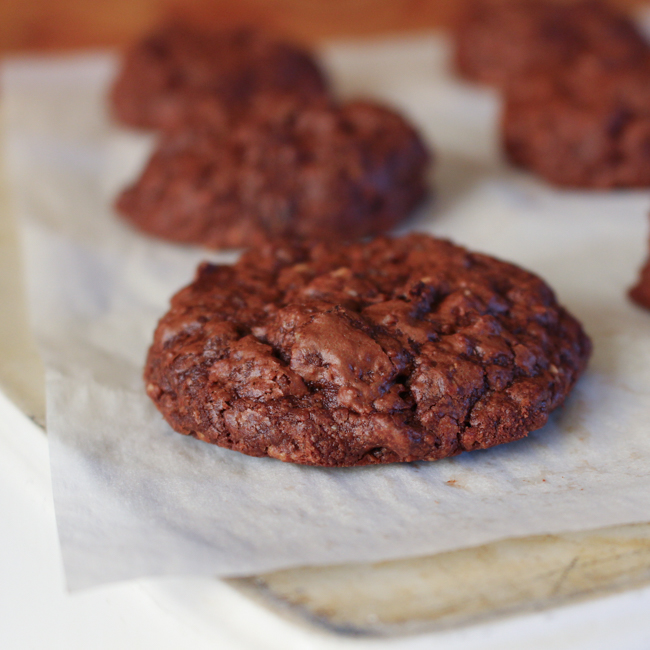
[110,24,329,130]
[503,59,650,188]
[145,234,592,467]
[116,100,431,248]
[455,0,648,89]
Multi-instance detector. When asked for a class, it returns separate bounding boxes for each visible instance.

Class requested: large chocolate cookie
[455,0,648,89]
[145,234,592,466]
[116,99,430,248]
[503,60,650,188]
[110,24,329,130]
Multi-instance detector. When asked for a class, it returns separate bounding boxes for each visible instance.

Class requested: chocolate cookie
[455,0,648,89]
[503,59,650,188]
[110,24,329,130]
[630,220,650,309]
[116,99,431,248]
[144,234,592,467]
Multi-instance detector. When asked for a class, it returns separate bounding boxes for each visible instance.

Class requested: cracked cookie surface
[455,0,648,89]
[111,24,329,131]
[503,60,650,188]
[145,234,592,466]
[116,100,430,248]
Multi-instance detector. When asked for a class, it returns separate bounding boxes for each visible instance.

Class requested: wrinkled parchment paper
[3,37,650,590]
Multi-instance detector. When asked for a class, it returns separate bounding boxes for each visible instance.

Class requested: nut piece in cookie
[144,234,592,467]
[455,0,648,89]
[110,24,329,130]
[116,99,431,248]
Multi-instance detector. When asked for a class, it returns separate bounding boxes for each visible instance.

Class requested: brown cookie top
[110,24,329,130]
[116,99,431,248]
[455,0,648,89]
[145,234,592,467]
[503,60,650,188]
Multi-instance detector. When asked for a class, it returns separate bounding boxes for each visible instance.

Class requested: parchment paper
[3,38,650,590]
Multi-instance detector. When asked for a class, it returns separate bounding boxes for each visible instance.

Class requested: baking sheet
[4,37,650,590]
